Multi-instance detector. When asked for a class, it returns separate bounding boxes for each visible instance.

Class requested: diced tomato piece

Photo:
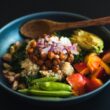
[86,78,103,92]
[66,73,88,95]
[74,62,87,72]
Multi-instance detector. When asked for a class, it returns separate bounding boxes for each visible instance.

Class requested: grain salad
[2,30,110,97]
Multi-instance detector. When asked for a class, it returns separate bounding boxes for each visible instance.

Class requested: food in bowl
[2,29,110,97]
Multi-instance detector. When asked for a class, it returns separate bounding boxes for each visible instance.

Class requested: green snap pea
[18,89,72,97]
[31,82,72,91]
[31,77,58,85]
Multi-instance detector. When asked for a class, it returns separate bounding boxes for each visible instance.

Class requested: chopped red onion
[36,35,79,55]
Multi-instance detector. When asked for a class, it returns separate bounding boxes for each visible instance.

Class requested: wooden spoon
[20,16,110,38]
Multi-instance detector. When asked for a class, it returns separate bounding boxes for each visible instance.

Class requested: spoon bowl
[0,12,110,105]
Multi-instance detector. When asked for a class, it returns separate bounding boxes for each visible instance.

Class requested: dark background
[0,0,110,110]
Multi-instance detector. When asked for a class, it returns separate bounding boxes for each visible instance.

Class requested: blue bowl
[0,11,110,105]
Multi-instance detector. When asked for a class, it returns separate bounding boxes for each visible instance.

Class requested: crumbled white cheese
[61,62,74,76]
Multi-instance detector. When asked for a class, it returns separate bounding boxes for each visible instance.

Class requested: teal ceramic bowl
[0,11,110,105]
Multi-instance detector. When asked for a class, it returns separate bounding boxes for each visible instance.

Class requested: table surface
[0,0,110,110]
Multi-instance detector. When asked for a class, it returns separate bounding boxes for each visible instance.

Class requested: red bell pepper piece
[86,78,103,92]
[92,67,104,78]
[66,73,88,95]
[74,62,87,73]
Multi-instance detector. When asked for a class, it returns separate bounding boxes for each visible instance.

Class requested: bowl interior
[0,12,110,103]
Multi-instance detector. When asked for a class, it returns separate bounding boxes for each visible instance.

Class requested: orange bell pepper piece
[80,68,89,75]
[100,61,110,75]
[85,53,110,75]
[92,66,104,78]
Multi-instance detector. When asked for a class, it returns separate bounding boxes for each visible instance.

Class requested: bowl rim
[0,11,110,102]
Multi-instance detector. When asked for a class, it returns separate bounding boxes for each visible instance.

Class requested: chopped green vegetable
[11,42,27,72]
[74,49,88,63]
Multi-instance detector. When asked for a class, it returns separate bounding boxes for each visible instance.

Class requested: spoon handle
[55,16,110,31]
